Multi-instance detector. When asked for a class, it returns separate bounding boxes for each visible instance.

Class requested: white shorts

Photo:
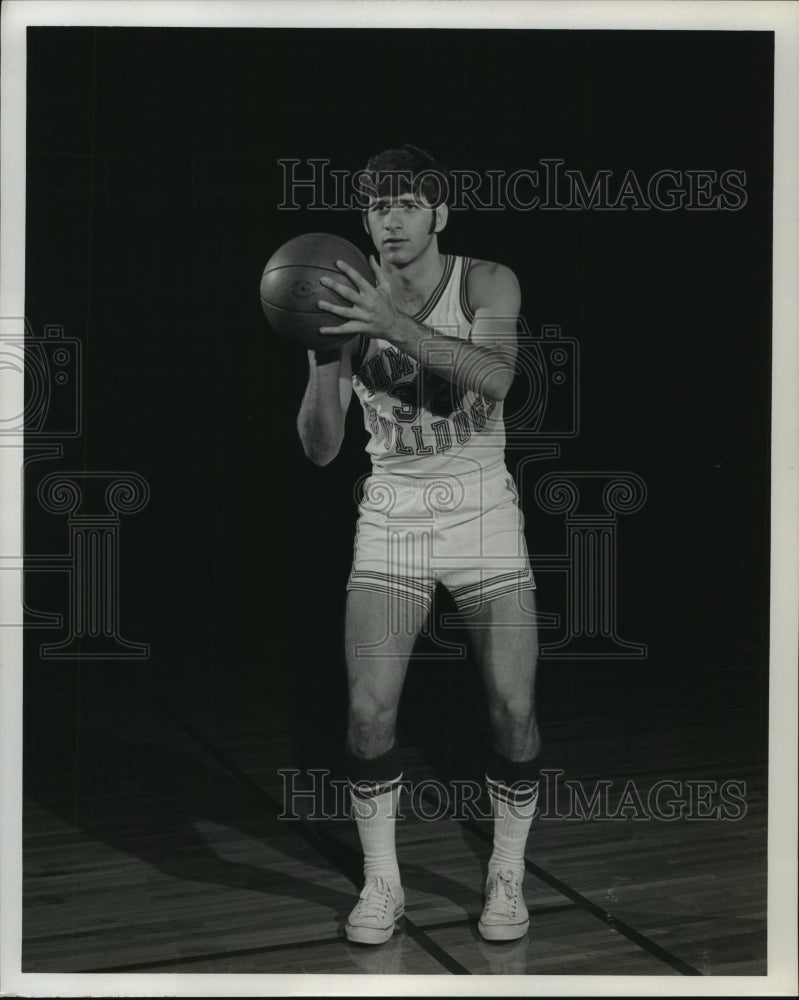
[348,460,534,613]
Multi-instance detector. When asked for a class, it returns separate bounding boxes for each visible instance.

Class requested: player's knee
[489,692,534,731]
[347,720,396,759]
[348,695,397,745]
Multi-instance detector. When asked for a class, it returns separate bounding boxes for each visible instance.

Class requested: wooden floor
[21,646,767,977]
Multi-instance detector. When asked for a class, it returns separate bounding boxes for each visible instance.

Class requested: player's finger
[368,255,386,285]
[334,258,371,290]
[319,276,358,301]
[317,298,351,315]
[319,321,362,336]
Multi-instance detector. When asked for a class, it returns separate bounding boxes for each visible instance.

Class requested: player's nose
[384,208,403,229]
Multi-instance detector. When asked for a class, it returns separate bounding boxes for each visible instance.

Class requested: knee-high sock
[485,750,540,877]
[347,744,403,884]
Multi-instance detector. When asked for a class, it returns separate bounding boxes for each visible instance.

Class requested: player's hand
[318,257,399,339]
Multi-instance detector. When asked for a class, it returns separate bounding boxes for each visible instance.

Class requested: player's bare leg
[463,587,541,941]
[344,588,427,944]
[345,588,427,759]
[467,587,541,761]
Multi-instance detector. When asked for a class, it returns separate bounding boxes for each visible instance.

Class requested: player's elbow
[305,442,340,466]
[298,422,344,466]
[296,406,345,465]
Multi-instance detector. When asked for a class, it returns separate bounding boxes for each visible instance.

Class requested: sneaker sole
[345,909,404,945]
[478,917,529,942]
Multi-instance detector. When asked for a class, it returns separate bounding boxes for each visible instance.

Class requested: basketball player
[297,145,542,945]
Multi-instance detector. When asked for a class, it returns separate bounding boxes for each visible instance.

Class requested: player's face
[366,192,439,265]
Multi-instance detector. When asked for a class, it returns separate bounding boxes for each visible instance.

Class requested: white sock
[350,779,402,885]
[486,776,539,877]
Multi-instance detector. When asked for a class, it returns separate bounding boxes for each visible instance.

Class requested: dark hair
[361,144,450,207]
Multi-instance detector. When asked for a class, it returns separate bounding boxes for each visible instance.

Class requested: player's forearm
[384,314,515,402]
[297,353,346,465]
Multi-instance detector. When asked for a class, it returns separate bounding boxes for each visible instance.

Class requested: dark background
[23,29,772,777]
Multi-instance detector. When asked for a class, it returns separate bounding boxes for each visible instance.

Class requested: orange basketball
[259,233,373,350]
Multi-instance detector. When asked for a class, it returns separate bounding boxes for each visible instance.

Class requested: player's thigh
[462,588,538,705]
[345,588,428,711]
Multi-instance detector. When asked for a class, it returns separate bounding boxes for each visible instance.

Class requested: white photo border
[1,2,796,996]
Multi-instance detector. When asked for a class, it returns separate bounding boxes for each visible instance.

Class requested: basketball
[259,233,373,350]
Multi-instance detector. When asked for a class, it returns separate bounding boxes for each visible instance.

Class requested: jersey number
[388,373,463,422]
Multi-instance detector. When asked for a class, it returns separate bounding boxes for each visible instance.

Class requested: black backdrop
[23,28,772,760]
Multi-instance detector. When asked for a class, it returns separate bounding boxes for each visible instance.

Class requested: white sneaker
[478,868,529,941]
[345,875,405,945]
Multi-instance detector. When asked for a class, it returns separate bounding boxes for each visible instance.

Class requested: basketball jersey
[351,255,507,476]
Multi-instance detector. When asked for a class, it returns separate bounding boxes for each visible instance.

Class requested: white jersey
[351,255,507,476]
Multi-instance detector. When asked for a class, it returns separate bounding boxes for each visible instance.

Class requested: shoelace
[354,876,397,920]
[486,869,521,916]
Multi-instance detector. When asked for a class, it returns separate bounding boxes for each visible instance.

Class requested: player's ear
[362,209,370,234]
[431,203,449,234]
